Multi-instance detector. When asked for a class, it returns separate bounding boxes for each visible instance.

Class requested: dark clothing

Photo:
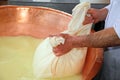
[94,48,120,80]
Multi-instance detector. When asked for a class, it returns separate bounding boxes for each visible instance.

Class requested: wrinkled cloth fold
[33,2,92,79]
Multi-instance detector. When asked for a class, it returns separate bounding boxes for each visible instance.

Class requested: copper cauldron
[0,5,103,80]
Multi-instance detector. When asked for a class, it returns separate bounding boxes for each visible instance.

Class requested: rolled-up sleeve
[105,4,111,11]
[105,0,112,11]
[113,20,120,39]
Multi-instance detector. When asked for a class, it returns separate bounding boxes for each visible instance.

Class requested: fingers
[83,8,100,25]
[59,33,69,39]
[87,8,96,16]
[53,47,61,56]
[53,45,65,57]
[83,8,95,25]
[49,34,65,56]
[83,15,94,25]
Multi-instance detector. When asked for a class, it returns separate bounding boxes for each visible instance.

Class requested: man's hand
[83,8,107,25]
[53,34,74,56]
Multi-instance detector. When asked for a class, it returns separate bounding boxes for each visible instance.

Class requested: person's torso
[105,0,120,28]
[105,0,120,50]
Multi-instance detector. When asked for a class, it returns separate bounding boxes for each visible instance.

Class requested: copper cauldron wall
[0,5,103,80]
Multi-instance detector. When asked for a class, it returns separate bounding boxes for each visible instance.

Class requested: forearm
[72,27,120,48]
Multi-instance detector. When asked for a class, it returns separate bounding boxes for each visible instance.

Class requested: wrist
[99,8,108,21]
[71,35,88,48]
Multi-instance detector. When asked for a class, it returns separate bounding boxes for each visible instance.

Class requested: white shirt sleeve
[105,0,112,11]
[105,4,111,11]
[113,20,120,39]
[105,0,120,39]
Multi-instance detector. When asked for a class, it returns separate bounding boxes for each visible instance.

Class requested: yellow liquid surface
[0,36,82,80]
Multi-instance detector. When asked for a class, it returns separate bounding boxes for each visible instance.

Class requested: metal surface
[0,5,103,80]
[0,5,70,38]
[8,0,80,3]
[8,1,108,14]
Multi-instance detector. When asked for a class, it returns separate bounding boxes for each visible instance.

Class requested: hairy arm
[73,27,120,48]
